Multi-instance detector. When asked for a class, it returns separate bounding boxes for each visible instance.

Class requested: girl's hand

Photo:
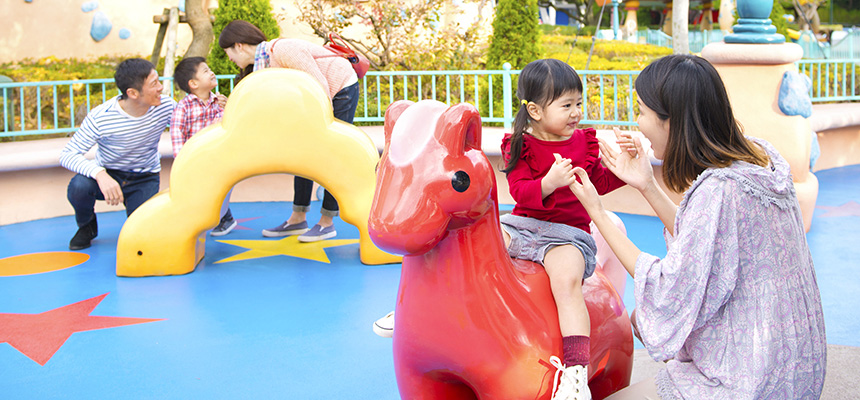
[598,134,654,192]
[569,167,604,216]
[541,154,575,197]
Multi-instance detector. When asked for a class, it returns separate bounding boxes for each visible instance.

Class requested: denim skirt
[500,213,597,279]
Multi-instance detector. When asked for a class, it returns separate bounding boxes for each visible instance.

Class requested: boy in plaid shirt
[170,57,234,236]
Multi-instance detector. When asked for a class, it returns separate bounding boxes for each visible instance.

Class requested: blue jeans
[293,82,360,216]
[67,169,160,227]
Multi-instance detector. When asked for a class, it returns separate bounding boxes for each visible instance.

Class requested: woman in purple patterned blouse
[569,54,826,399]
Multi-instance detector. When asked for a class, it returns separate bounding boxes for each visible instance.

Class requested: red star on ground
[816,201,860,218]
[0,293,164,365]
[231,216,262,231]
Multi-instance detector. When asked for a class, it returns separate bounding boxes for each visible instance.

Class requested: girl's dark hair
[173,57,206,94]
[503,59,584,173]
[635,54,768,192]
[115,58,156,100]
[218,20,267,82]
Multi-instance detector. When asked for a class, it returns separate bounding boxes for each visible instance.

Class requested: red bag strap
[327,32,353,54]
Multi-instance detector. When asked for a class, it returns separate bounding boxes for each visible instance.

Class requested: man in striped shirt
[59,58,175,250]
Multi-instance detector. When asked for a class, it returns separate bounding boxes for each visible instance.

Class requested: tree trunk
[672,0,689,54]
[184,0,214,58]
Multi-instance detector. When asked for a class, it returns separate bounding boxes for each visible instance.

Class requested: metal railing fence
[1,60,858,140]
[639,28,860,60]
[797,59,860,102]
[635,29,725,53]
[796,29,860,60]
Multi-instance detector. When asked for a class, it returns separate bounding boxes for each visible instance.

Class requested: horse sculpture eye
[451,171,470,193]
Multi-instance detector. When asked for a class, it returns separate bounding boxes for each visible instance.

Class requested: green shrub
[209,0,280,93]
[485,0,541,126]
[818,4,860,25]
[772,0,789,38]
[0,56,128,141]
[0,56,120,81]
[487,0,541,70]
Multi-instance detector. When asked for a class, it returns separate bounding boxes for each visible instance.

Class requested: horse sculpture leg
[395,367,479,400]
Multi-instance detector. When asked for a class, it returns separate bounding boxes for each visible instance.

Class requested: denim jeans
[67,169,160,227]
[292,82,360,217]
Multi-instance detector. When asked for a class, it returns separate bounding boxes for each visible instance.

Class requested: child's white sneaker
[549,356,591,400]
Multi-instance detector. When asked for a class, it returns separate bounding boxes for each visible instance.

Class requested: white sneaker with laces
[550,356,591,400]
[373,311,394,338]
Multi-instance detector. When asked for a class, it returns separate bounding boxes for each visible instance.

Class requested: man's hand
[95,170,123,206]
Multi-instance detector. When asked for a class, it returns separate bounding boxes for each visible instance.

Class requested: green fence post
[0,75,12,133]
[503,62,512,130]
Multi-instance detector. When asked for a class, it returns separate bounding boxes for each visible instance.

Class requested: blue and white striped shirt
[60,95,175,178]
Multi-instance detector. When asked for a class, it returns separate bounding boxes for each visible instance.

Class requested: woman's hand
[569,167,605,217]
[615,129,639,157]
[541,153,575,198]
[599,128,655,192]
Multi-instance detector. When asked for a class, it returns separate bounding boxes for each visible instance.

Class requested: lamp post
[611,0,622,40]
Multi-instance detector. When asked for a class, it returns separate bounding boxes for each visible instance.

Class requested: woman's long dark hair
[503,59,583,173]
[635,54,768,192]
[218,20,267,82]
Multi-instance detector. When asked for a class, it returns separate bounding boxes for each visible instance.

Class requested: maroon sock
[562,335,590,367]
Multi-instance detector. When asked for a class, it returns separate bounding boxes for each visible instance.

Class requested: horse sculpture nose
[368,208,450,256]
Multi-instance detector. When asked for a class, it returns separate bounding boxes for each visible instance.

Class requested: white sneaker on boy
[373,311,394,338]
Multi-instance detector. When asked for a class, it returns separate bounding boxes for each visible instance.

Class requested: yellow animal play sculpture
[116,69,400,277]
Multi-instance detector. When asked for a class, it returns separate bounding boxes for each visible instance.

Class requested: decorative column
[702,0,818,231]
[701,1,713,32]
[662,1,673,36]
[623,0,640,43]
[718,0,735,33]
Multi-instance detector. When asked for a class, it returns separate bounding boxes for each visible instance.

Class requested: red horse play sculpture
[369,100,633,399]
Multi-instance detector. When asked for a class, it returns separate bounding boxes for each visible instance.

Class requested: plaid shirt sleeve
[170,99,190,158]
[170,95,224,159]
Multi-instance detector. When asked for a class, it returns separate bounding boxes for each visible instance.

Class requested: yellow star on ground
[214,236,359,264]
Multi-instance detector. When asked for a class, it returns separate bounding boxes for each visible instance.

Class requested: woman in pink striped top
[219,19,360,242]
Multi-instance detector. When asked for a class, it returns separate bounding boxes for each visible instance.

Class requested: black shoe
[69,219,98,250]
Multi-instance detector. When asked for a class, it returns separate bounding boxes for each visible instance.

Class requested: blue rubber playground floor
[0,165,857,399]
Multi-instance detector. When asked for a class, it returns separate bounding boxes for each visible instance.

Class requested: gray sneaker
[262,220,309,238]
[210,215,237,237]
[297,224,336,242]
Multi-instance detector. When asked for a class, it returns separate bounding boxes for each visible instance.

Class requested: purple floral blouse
[634,138,826,399]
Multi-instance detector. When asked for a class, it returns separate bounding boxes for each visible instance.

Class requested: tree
[208,0,280,77]
[796,0,825,33]
[672,0,689,54]
[487,0,541,70]
[184,0,214,58]
[293,0,492,71]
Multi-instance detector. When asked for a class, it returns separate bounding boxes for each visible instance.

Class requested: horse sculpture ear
[435,103,482,155]
[383,100,415,150]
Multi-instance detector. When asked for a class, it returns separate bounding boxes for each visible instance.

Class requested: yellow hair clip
[521,100,528,106]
